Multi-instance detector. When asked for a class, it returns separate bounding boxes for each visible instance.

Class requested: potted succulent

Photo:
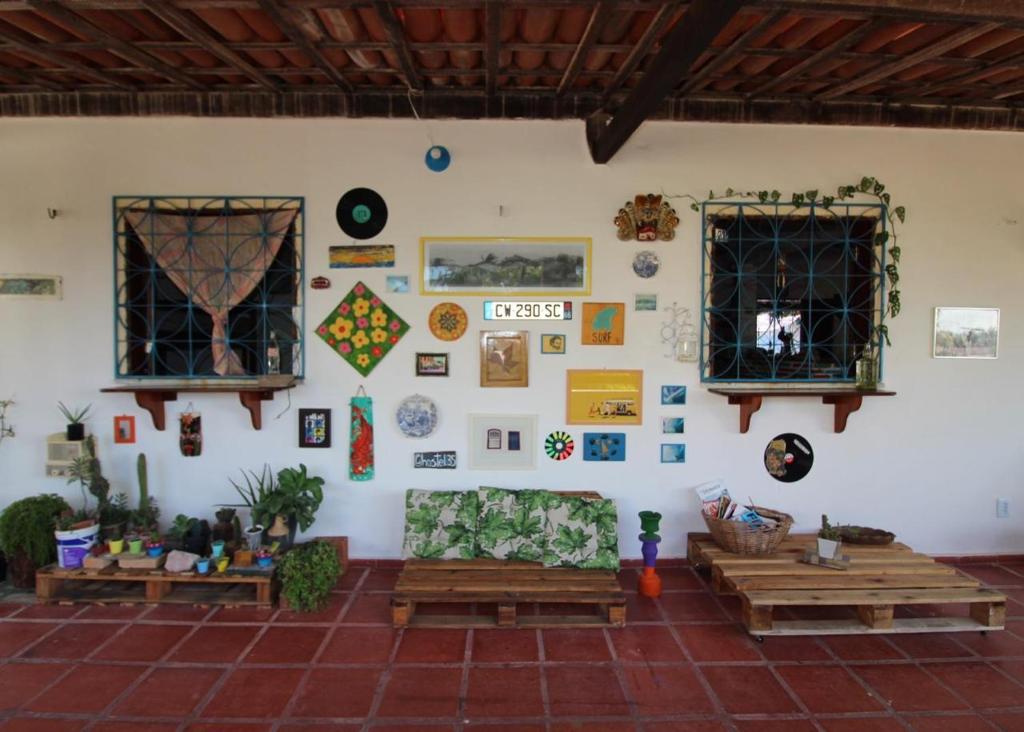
[278,540,341,612]
[167,514,210,555]
[145,533,164,558]
[57,402,91,441]
[211,540,226,558]
[131,453,160,535]
[0,494,70,587]
[127,534,144,554]
[230,464,325,550]
[108,526,125,555]
[255,548,274,569]
[195,556,211,574]
[818,514,842,560]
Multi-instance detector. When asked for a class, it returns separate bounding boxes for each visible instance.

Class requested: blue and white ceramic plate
[396,394,438,438]
[633,250,660,278]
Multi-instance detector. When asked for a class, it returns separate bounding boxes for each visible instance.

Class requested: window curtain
[124,208,298,376]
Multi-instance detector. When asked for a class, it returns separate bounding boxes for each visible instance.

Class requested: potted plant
[108,526,125,555]
[211,540,225,558]
[145,533,164,558]
[57,402,91,441]
[230,464,325,550]
[278,540,341,612]
[255,548,274,569]
[195,556,211,574]
[131,453,160,535]
[127,534,143,554]
[818,514,842,560]
[0,494,70,587]
[212,507,237,546]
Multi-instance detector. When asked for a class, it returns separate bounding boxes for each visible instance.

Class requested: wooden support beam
[256,0,353,93]
[0,63,65,91]
[678,9,785,95]
[992,82,1024,101]
[817,21,1004,99]
[587,0,744,163]
[371,0,423,90]
[139,0,279,91]
[600,2,678,104]
[484,0,501,100]
[0,23,134,90]
[777,0,1024,23]
[556,0,614,97]
[25,0,204,89]
[915,49,1024,97]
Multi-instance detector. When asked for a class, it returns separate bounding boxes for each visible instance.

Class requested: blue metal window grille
[113,196,304,380]
[700,201,886,383]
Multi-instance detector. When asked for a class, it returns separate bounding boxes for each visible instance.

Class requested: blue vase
[195,558,210,573]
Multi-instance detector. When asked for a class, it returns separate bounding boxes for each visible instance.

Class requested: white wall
[1,117,1022,558]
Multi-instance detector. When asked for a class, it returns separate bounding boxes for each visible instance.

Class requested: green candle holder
[639,510,662,540]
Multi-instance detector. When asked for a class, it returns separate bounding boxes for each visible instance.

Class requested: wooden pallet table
[35,563,275,607]
[392,558,626,628]
[687,532,1006,638]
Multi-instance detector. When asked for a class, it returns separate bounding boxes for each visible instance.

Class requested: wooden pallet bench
[35,563,275,608]
[392,558,626,628]
[687,532,1006,637]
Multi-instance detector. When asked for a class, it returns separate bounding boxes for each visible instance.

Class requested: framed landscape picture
[933,307,999,359]
[416,352,449,376]
[566,369,643,425]
[480,330,528,387]
[468,414,537,470]
[420,237,592,296]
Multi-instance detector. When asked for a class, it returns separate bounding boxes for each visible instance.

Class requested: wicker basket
[703,506,794,555]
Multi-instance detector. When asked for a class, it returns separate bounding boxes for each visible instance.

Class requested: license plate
[483,301,572,320]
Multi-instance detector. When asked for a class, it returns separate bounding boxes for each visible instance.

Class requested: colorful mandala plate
[545,431,574,461]
[428,302,468,341]
[316,281,410,376]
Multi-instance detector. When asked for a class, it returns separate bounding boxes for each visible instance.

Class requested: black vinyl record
[336,187,388,240]
[764,432,813,482]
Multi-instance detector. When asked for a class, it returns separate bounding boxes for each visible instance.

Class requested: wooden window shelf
[101,382,296,431]
[707,387,896,433]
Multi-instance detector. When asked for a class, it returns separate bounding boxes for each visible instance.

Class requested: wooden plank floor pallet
[35,563,275,608]
[392,559,626,628]
[687,532,1006,638]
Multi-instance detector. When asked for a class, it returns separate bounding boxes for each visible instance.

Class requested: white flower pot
[817,537,841,560]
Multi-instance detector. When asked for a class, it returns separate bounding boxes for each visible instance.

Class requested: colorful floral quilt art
[316,281,410,376]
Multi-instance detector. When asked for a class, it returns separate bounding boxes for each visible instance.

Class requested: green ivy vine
[676,177,904,346]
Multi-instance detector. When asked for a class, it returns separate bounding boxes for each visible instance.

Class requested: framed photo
[113,415,136,444]
[566,369,643,425]
[662,417,685,434]
[0,274,62,299]
[933,307,999,359]
[416,352,449,376]
[387,275,410,293]
[635,294,658,311]
[582,302,625,345]
[469,414,537,470]
[661,385,687,405]
[661,444,686,463]
[298,408,331,448]
[480,330,528,387]
[541,333,566,354]
[329,244,395,268]
[420,237,592,296]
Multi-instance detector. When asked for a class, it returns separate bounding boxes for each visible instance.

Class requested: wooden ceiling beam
[0,22,134,90]
[587,0,745,163]
[484,0,500,100]
[139,0,278,91]
[0,61,65,90]
[556,0,614,97]
[371,0,423,90]
[24,0,205,89]
[678,9,785,95]
[255,0,353,93]
[600,2,678,104]
[915,49,1024,97]
[775,0,1024,23]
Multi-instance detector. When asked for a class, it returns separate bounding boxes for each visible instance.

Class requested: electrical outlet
[996,499,1010,519]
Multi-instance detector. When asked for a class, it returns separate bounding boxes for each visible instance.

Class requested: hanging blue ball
[425,145,451,172]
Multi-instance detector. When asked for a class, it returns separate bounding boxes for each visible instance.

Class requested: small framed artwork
[469,414,537,470]
[662,417,685,434]
[933,307,999,359]
[582,302,625,345]
[661,385,687,405]
[416,352,449,376]
[298,408,331,448]
[113,415,136,444]
[566,369,643,425]
[541,334,566,354]
[0,274,62,299]
[635,293,658,311]
[480,330,529,387]
[661,444,686,463]
[387,275,410,293]
[582,432,625,461]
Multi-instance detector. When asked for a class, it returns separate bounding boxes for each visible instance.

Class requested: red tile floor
[1,560,1023,731]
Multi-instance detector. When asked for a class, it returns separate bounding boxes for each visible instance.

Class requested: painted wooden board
[754,616,1005,636]
[743,587,1006,607]
[729,574,980,592]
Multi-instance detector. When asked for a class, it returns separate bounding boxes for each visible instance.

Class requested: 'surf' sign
[413,451,457,469]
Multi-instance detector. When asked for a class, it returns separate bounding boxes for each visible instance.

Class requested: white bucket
[55,523,99,569]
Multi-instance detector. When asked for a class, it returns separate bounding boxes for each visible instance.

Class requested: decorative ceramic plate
[428,302,468,341]
[396,394,438,438]
[545,431,574,461]
[632,250,660,278]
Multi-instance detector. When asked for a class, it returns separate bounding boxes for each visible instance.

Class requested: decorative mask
[615,194,680,242]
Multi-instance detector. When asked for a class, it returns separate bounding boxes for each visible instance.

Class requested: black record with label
[336,187,388,239]
[764,432,814,483]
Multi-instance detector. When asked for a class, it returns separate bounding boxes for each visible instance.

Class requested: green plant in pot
[231,464,325,550]
[131,453,160,534]
[818,514,842,560]
[167,514,210,555]
[58,401,90,441]
[278,540,341,612]
[0,494,70,587]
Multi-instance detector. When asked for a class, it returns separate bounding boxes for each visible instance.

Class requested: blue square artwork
[661,385,687,405]
[583,433,625,462]
[660,444,686,463]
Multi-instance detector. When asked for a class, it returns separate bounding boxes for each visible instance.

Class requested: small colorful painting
[414,451,457,469]
[661,444,686,463]
[387,275,410,293]
[582,302,625,346]
[350,394,374,480]
[933,307,999,359]
[567,369,643,425]
[661,385,687,405]
[544,431,574,461]
[0,274,62,299]
[583,433,625,462]
[662,417,685,434]
[428,302,468,341]
[635,294,658,311]
[298,408,331,448]
[480,330,528,387]
[113,415,135,444]
[416,352,449,376]
[316,281,410,376]
[329,245,395,268]
[541,334,566,354]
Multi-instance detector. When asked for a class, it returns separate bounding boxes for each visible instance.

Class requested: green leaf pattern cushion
[543,494,620,570]
[402,489,479,560]
[475,487,549,562]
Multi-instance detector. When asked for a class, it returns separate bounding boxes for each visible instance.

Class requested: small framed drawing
[469,414,537,470]
[0,274,62,299]
[566,369,643,425]
[298,408,331,448]
[387,275,410,293]
[480,330,528,387]
[541,334,566,354]
[416,352,449,376]
[113,415,136,444]
[661,385,687,405]
[661,444,686,463]
[635,293,658,311]
[662,417,685,434]
[581,302,625,345]
[933,307,999,359]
